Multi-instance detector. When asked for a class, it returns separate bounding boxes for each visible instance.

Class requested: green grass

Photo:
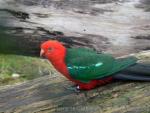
[0,54,53,86]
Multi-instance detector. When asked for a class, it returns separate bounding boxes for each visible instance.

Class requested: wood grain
[0,51,150,113]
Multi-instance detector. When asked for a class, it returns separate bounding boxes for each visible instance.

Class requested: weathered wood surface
[0,0,150,57]
[0,51,150,113]
[0,0,150,113]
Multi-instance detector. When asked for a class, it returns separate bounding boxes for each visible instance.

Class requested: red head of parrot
[40,40,75,82]
[40,40,66,62]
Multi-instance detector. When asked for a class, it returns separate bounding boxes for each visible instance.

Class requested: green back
[65,48,137,83]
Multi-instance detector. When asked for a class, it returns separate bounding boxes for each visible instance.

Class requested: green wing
[65,48,137,83]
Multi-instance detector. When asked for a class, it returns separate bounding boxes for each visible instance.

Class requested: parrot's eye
[48,48,53,52]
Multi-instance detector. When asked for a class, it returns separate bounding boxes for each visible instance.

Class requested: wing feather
[65,48,114,82]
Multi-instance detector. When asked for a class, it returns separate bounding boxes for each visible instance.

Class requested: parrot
[40,40,150,91]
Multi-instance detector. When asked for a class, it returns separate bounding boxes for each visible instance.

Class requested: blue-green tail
[111,56,137,74]
[113,57,150,81]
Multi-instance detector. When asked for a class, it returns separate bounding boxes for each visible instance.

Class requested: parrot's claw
[63,85,80,93]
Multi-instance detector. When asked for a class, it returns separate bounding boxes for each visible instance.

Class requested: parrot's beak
[40,49,45,57]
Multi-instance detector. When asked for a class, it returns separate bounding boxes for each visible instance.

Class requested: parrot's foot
[63,85,80,93]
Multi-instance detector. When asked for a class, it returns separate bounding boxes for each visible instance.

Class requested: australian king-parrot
[40,40,150,90]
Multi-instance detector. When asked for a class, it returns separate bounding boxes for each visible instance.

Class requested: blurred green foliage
[0,54,53,86]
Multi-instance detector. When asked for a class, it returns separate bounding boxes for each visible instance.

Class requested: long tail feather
[113,63,150,81]
[110,56,137,74]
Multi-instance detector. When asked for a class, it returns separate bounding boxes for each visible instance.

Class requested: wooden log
[0,0,150,112]
[0,51,149,113]
[0,0,150,57]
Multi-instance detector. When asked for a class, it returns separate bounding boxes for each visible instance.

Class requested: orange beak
[40,49,45,57]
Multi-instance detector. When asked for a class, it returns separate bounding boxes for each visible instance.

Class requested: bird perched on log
[40,40,150,91]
